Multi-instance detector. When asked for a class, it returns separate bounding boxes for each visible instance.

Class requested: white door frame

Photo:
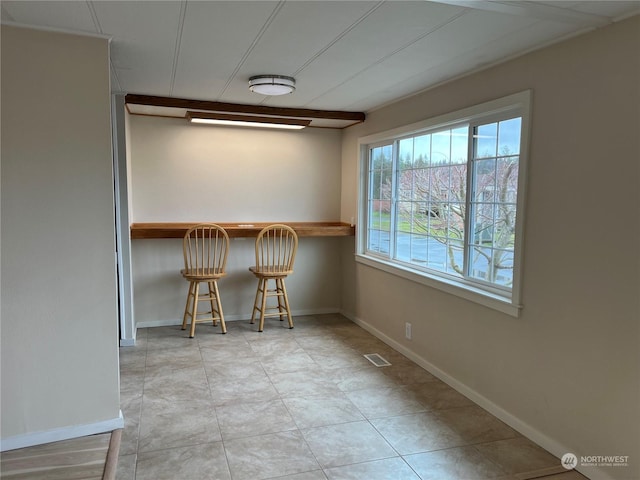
[111,93,136,346]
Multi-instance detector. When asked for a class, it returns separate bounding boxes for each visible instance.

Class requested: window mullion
[389,140,399,260]
[463,124,474,279]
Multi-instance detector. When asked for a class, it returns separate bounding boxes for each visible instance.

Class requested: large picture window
[358,92,530,315]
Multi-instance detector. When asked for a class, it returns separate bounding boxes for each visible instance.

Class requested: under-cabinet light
[186,111,309,130]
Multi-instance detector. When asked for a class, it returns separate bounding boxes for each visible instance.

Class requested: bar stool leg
[182,281,194,331]
[280,279,294,329]
[189,282,200,338]
[212,280,226,334]
[259,278,268,332]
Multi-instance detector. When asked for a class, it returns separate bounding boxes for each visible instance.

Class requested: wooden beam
[125,94,365,123]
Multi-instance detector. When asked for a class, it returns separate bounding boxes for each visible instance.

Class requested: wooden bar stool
[249,224,298,332]
[181,223,229,337]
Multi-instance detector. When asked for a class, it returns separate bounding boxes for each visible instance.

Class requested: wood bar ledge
[131,222,355,239]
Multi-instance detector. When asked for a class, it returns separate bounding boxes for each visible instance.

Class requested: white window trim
[356,91,531,317]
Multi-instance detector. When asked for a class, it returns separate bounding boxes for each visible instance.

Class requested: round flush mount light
[249,75,296,96]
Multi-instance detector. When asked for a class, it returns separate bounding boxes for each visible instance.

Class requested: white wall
[129,116,344,326]
[341,16,639,480]
[0,26,122,448]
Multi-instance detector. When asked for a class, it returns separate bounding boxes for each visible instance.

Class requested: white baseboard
[119,338,136,347]
[135,308,341,329]
[0,411,124,452]
[340,310,615,480]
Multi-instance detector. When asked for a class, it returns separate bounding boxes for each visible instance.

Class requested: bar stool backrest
[183,223,229,276]
[254,224,298,275]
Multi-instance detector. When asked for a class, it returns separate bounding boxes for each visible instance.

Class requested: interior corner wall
[128,116,344,326]
[340,16,639,480]
[0,26,121,447]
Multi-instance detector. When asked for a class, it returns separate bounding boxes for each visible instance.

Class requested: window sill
[355,254,522,317]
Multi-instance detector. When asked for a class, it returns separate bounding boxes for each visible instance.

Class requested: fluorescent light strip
[190,118,306,129]
[187,111,310,130]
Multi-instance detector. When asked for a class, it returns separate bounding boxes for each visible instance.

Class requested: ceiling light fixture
[186,111,309,130]
[249,75,296,96]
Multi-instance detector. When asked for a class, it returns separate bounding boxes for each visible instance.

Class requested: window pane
[399,138,414,168]
[475,123,497,158]
[431,130,451,164]
[411,168,429,200]
[498,118,521,155]
[427,239,447,271]
[396,232,411,262]
[451,126,468,164]
[414,134,431,166]
[467,116,521,286]
[397,202,412,233]
[381,145,392,169]
[412,202,428,233]
[411,233,427,264]
[474,159,496,202]
[496,157,518,202]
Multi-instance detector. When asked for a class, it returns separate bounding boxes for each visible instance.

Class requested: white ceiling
[2,1,638,115]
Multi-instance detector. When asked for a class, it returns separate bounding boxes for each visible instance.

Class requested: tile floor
[117,314,587,480]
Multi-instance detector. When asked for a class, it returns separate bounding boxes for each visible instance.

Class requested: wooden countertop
[130,222,355,239]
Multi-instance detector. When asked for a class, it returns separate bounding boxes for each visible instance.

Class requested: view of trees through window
[367,117,521,289]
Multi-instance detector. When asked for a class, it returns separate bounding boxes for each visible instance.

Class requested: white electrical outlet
[405,322,412,340]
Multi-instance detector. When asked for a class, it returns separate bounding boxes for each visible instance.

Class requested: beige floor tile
[144,345,202,368]
[345,385,426,419]
[301,421,397,469]
[204,359,267,381]
[294,335,347,351]
[435,405,519,445]
[137,396,221,453]
[269,369,342,398]
[248,337,304,358]
[474,436,560,475]
[539,471,590,479]
[408,380,476,410]
[136,442,230,480]
[371,411,465,455]
[260,351,320,375]
[324,457,420,480]
[216,399,297,440]
[328,365,397,392]
[404,445,511,480]
[282,393,364,429]
[209,375,281,407]
[115,453,136,480]
[200,342,259,365]
[196,329,250,348]
[120,394,142,456]
[380,361,439,385]
[268,471,328,480]
[143,365,211,404]
[117,316,567,480]
[308,350,373,370]
[224,430,319,480]
[145,331,199,351]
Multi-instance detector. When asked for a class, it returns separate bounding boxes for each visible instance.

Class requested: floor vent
[364,353,391,367]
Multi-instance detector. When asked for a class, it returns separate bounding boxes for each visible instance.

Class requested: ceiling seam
[290,0,386,78]
[216,0,286,100]
[301,8,468,109]
[86,1,103,33]
[169,1,187,96]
